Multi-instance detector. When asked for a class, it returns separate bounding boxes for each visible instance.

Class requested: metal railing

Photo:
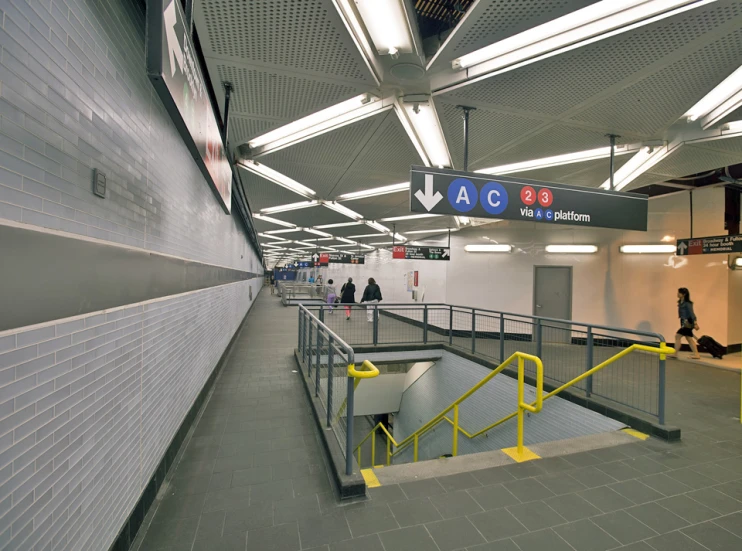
[280,283,332,305]
[355,342,674,469]
[296,305,378,475]
[308,303,669,424]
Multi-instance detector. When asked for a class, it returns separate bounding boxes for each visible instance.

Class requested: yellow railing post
[517,356,525,455]
[386,434,391,466]
[371,427,376,467]
[357,447,361,468]
[414,434,419,462]
[452,404,459,457]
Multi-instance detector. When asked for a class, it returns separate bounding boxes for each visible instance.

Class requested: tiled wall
[0,279,259,550]
[0,0,258,273]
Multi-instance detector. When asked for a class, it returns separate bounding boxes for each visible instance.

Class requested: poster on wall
[146,0,232,213]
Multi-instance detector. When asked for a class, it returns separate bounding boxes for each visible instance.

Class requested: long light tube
[464,244,512,253]
[337,182,410,200]
[349,233,387,239]
[354,0,414,55]
[304,228,333,237]
[253,214,297,228]
[735,257,742,267]
[722,120,742,135]
[323,201,364,220]
[261,200,319,214]
[400,101,452,168]
[259,233,291,240]
[238,160,316,198]
[314,221,364,229]
[453,0,714,72]
[600,145,670,190]
[477,146,634,175]
[263,228,301,235]
[684,65,742,128]
[405,228,459,234]
[247,94,386,155]
[366,221,390,233]
[620,244,677,254]
[336,237,357,244]
[380,213,441,222]
[545,245,598,254]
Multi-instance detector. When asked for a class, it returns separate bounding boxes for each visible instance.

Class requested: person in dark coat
[340,278,356,320]
[360,278,383,322]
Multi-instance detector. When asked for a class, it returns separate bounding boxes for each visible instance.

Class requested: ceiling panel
[428,0,601,73]
[318,223,375,238]
[268,205,355,227]
[265,161,347,198]
[237,167,309,211]
[340,192,409,221]
[229,116,282,147]
[649,143,742,178]
[490,156,631,188]
[692,135,742,155]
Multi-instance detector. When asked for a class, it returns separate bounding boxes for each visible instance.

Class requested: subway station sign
[392,246,450,261]
[311,252,365,266]
[410,166,648,231]
[146,0,232,212]
[676,234,742,256]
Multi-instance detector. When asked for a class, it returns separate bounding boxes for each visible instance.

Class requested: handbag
[682,319,695,329]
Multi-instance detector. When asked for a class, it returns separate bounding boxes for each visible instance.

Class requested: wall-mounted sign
[146,0,232,213]
[392,246,450,261]
[410,166,648,231]
[676,234,742,255]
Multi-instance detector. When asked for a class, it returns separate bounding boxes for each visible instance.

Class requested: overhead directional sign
[676,234,742,256]
[147,0,232,212]
[392,246,450,261]
[410,166,648,231]
[326,253,365,264]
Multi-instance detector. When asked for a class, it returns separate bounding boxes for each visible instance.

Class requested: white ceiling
[193,0,742,267]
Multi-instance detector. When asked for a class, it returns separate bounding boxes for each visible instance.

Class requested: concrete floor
[134,290,742,551]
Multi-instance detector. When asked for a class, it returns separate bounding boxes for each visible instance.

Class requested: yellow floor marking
[502,446,541,463]
[361,468,381,488]
[373,465,384,469]
[622,428,649,440]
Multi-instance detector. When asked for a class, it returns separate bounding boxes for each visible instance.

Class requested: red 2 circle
[538,188,553,207]
[520,186,536,205]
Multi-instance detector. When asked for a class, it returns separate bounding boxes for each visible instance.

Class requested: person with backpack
[326,279,337,314]
[360,278,383,323]
[340,278,356,320]
[672,287,701,360]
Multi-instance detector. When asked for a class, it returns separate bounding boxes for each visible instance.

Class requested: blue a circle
[480,182,508,215]
[545,209,553,221]
[447,178,478,212]
[535,208,544,220]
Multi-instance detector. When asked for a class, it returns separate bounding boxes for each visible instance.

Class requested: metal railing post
[423,305,428,344]
[306,323,313,376]
[471,309,476,354]
[536,319,542,359]
[373,306,379,345]
[327,337,334,428]
[315,329,322,397]
[449,306,453,346]
[586,328,594,397]
[499,314,505,363]
[345,374,355,475]
[658,342,666,425]
[319,306,324,323]
[298,308,303,351]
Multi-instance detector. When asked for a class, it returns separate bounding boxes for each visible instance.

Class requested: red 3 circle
[520,186,536,205]
[538,188,553,207]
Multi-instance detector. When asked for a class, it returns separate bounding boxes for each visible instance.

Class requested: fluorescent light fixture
[477,146,633,175]
[464,244,512,253]
[600,145,670,191]
[264,228,301,235]
[261,243,284,249]
[392,233,407,242]
[294,241,318,247]
[452,0,715,73]
[354,0,414,55]
[405,228,459,234]
[366,221,390,233]
[247,94,386,155]
[259,232,291,240]
[361,244,375,249]
[261,200,319,214]
[620,244,677,254]
[456,216,470,226]
[348,233,387,238]
[332,243,359,248]
[735,257,742,267]
[315,221,364,229]
[380,213,441,222]
[371,241,396,245]
[336,237,357,244]
[320,247,339,251]
[400,101,452,168]
[337,182,410,200]
[253,214,297,228]
[304,228,333,237]
[685,65,742,128]
[545,245,598,254]
[323,201,363,220]
[722,120,742,134]
[238,160,316,198]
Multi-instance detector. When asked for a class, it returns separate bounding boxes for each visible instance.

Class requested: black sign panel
[328,253,366,264]
[146,0,232,212]
[410,166,648,231]
[676,234,742,256]
[393,246,450,261]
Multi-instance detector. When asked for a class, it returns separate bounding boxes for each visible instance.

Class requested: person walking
[270,273,275,295]
[672,287,701,359]
[340,278,356,320]
[326,279,337,314]
[361,278,383,323]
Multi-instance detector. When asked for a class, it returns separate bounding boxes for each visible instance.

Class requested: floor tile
[681,521,742,551]
[232,466,273,488]
[388,497,442,528]
[245,522,300,551]
[503,462,546,480]
[608,480,664,505]
[687,488,742,515]
[436,472,482,492]
[595,461,643,482]
[507,500,565,531]
[425,517,485,551]
[620,456,669,476]
[657,494,719,523]
[154,493,206,520]
[534,457,575,474]
[535,473,587,496]
[545,493,602,522]
[346,504,399,537]
[624,502,688,534]
[638,474,692,497]
[645,531,708,551]
[471,467,516,487]
[399,478,446,499]
[564,451,603,468]
[430,490,484,519]
[553,519,620,551]
[713,511,742,537]
[466,540,520,551]
[570,466,619,488]
[367,485,406,504]
[203,486,251,514]
[328,534,383,551]
[249,479,294,505]
[578,486,634,513]
[502,478,554,503]
[467,484,521,511]
[511,528,574,551]
[274,494,321,524]
[378,525,439,551]
[298,511,351,549]
[664,467,718,490]
[467,508,528,542]
[590,510,657,545]
[715,480,742,502]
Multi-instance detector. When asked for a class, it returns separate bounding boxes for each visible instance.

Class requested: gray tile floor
[135,290,742,551]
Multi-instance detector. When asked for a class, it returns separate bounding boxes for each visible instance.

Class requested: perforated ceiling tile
[267,161,347,198]
[649,144,742,178]
[622,172,671,192]
[341,192,410,221]
[439,2,742,117]
[490,156,630,188]
[199,0,373,82]
[268,205,356,227]
[570,31,742,136]
[229,116,282,146]
[322,224,380,238]
[428,0,601,72]
[438,102,545,170]
[693,135,742,155]
[215,64,363,123]
[237,166,309,211]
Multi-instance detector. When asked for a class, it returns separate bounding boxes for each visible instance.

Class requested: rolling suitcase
[696,335,726,359]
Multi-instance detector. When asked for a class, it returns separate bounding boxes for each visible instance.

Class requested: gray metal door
[534,266,572,342]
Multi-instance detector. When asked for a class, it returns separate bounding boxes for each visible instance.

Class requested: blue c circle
[480,182,509,215]
[447,178,478,212]
[545,209,553,221]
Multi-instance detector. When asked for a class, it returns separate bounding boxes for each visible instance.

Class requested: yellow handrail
[355,342,674,468]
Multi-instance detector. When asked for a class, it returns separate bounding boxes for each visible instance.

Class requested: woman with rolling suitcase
[672,287,701,360]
